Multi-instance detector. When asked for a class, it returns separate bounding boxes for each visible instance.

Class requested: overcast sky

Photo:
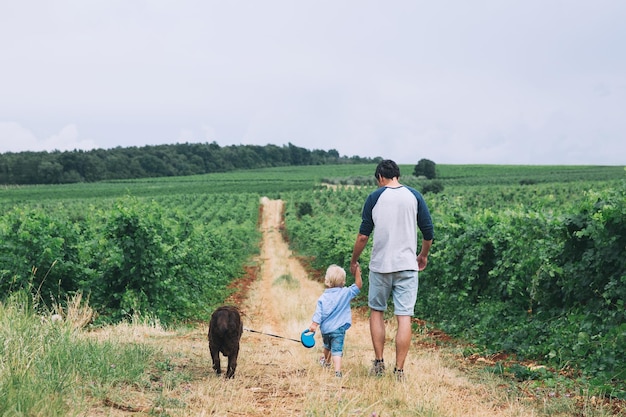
[1,1,624,165]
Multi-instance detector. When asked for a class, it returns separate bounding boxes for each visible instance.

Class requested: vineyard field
[1,163,625,398]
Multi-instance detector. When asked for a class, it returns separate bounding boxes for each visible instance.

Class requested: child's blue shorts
[322,323,349,356]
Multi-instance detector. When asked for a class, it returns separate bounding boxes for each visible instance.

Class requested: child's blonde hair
[324,264,346,288]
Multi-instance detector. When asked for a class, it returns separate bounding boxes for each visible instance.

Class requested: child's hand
[353,261,364,289]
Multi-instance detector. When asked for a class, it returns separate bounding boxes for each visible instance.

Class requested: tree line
[0,142,377,185]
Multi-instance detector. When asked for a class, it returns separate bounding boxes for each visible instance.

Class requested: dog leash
[243,327,301,343]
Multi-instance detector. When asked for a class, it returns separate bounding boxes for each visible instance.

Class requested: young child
[308,262,363,377]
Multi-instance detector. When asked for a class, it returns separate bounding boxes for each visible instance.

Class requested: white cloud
[0,122,39,153]
[0,122,96,153]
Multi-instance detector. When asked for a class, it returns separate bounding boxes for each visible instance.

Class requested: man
[350,159,434,380]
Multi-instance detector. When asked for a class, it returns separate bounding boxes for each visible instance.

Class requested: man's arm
[350,233,369,274]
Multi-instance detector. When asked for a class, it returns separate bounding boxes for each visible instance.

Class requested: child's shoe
[319,357,331,368]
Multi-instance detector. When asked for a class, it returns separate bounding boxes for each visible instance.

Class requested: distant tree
[327,149,340,159]
[188,154,205,174]
[413,158,437,179]
[103,153,132,179]
[287,142,310,165]
[37,160,64,184]
[82,153,106,181]
[15,152,43,184]
[139,154,171,177]
[60,169,83,183]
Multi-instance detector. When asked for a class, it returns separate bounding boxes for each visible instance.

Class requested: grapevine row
[282,181,626,394]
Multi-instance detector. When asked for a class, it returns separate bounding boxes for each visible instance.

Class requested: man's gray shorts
[368,270,418,316]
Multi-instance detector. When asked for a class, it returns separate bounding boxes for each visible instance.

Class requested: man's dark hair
[375,159,401,180]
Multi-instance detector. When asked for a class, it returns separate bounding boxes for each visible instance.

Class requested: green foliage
[507,363,553,381]
[94,198,180,321]
[420,179,444,194]
[0,206,88,305]
[296,201,313,218]
[283,188,373,305]
[425,182,626,395]
[1,191,260,324]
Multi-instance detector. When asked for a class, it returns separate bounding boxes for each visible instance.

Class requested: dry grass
[82,309,539,416]
[51,292,94,331]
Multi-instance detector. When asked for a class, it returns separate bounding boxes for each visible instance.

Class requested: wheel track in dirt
[241,197,324,334]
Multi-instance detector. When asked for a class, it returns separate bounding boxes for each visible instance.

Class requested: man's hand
[417,239,432,271]
[417,254,428,271]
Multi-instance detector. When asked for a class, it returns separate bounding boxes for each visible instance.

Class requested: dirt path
[91,198,538,416]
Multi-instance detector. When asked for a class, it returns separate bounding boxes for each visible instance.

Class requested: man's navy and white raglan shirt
[359,185,434,274]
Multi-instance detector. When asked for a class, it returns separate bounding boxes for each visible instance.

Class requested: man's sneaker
[319,357,331,368]
[335,371,343,378]
[394,368,405,382]
[369,359,385,376]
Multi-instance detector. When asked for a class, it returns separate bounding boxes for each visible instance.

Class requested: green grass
[273,273,300,289]
[0,292,158,416]
[435,164,625,185]
[1,164,623,206]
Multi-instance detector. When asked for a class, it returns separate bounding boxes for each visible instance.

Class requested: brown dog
[208,306,243,378]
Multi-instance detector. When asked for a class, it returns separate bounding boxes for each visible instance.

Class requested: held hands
[352,261,363,290]
[350,261,361,276]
